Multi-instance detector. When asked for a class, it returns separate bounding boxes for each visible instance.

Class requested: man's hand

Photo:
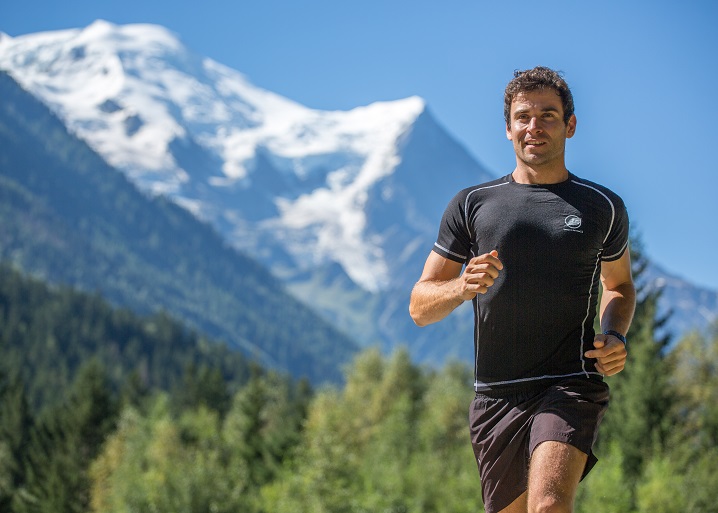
[585,334,627,376]
[409,250,503,327]
[459,250,503,300]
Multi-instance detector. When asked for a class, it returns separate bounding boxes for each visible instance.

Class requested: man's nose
[527,117,543,132]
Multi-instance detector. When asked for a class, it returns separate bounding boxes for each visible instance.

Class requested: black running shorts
[468,378,610,513]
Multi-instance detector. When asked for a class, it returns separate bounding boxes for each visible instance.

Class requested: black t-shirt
[433,172,629,393]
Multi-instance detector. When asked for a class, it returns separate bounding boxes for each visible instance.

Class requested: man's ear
[566,114,577,139]
[506,124,513,140]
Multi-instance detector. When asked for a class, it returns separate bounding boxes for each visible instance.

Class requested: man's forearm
[409,279,466,327]
[599,282,636,335]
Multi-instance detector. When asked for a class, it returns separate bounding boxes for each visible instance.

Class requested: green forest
[2,243,718,513]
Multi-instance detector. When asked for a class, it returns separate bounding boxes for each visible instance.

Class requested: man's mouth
[525,141,545,146]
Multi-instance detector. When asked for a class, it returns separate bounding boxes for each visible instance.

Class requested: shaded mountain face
[0,70,359,384]
[2,21,714,366]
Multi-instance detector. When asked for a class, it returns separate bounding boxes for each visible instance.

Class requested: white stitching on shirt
[433,242,467,260]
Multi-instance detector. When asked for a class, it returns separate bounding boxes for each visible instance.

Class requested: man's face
[506,89,576,168]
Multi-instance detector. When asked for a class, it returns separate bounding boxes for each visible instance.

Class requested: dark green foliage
[0,370,33,511]
[174,363,232,417]
[0,263,252,411]
[16,361,118,513]
[224,367,312,488]
[0,262,311,512]
[0,70,358,384]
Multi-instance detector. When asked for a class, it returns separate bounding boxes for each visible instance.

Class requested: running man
[409,66,636,513]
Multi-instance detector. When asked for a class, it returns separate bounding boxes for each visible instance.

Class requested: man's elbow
[411,316,429,328]
[409,303,429,327]
[409,290,437,327]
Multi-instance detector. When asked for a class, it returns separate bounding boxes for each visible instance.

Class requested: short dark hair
[504,66,574,126]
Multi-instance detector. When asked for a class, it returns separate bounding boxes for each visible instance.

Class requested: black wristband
[603,330,627,346]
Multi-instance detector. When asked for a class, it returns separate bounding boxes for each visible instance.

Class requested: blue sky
[2,0,717,290]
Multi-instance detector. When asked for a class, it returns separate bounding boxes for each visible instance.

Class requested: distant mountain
[1,21,714,365]
[644,262,718,341]
[0,70,359,384]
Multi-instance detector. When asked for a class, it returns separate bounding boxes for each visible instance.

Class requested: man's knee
[528,492,574,513]
[527,441,585,513]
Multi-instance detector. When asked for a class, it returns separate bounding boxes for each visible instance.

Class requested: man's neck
[512,162,569,185]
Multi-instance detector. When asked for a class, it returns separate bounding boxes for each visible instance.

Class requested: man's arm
[409,250,503,327]
[584,248,636,376]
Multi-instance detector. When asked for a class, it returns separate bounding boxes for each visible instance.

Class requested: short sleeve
[433,190,472,264]
[602,194,629,261]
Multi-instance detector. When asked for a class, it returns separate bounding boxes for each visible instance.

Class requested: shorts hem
[529,432,583,456]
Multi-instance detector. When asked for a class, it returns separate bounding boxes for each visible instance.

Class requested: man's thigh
[527,441,587,510]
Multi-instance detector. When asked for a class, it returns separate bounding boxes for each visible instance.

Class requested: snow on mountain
[0,20,433,292]
[2,21,715,362]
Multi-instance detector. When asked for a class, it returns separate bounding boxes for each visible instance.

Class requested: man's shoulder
[471,173,512,190]
[568,173,626,206]
[453,174,512,201]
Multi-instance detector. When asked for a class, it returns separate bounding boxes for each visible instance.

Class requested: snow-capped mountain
[1,21,714,362]
[0,20,457,294]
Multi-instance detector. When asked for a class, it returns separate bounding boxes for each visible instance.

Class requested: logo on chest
[564,214,583,232]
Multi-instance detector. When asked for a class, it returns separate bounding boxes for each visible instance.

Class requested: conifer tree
[223,365,310,489]
[18,360,118,513]
[0,369,33,511]
[174,362,231,417]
